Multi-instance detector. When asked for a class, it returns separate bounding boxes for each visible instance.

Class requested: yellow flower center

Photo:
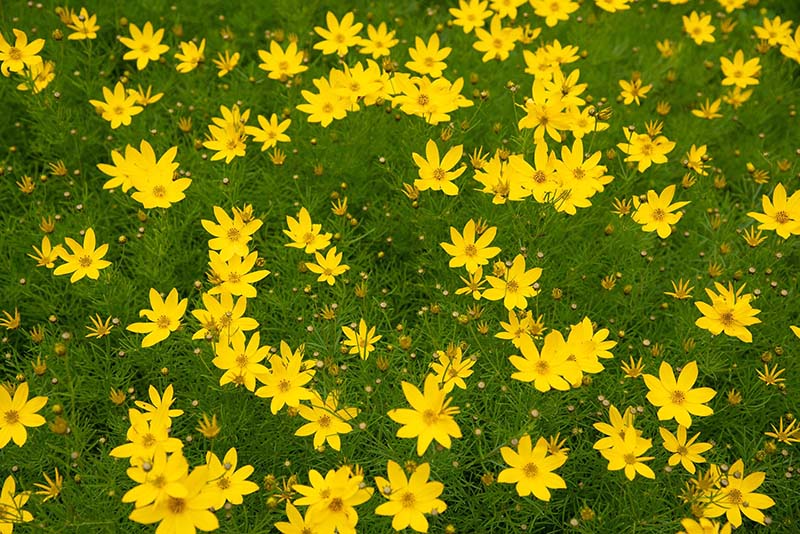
[400,491,416,508]
[227,272,241,284]
[140,44,151,54]
[318,414,331,428]
[303,232,316,244]
[651,208,666,221]
[322,102,334,113]
[424,56,435,67]
[8,47,22,60]
[217,477,232,490]
[676,445,688,456]
[463,244,478,257]
[156,315,171,329]
[719,311,735,326]
[670,390,686,405]
[775,210,790,224]
[535,360,550,375]
[432,168,446,181]
[151,475,166,488]
[422,409,439,425]
[79,255,93,268]
[277,379,292,392]
[278,60,289,71]
[417,94,430,106]
[572,168,585,180]
[727,488,743,505]
[113,106,126,116]
[167,496,185,514]
[152,185,167,198]
[506,280,519,294]
[4,410,20,424]
[532,170,547,184]
[227,228,241,242]
[623,453,637,465]
[328,497,344,512]
[141,433,157,448]
[523,462,539,478]
[236,353,249,367]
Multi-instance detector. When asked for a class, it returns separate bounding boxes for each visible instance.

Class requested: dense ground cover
[1,0,799,532]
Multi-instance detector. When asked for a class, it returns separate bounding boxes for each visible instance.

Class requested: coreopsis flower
[746,183,800,238]
[374,461,447,532]
[595,0,631,12]
[508,330,581,391]
[678,518,731,534]
[517,80,569,142]
[498,434,567,499]
[720,50,761,88]
[508,143,558,203]
[358,22,398,58]
[683,12,715,45]
[28,235,64,268]
[313,11,363,56]
[245,113,291,151]
[129,145,189,209]
[204,448,259,509]
[208,251,270,298]
[126,288,188,348]
[128,84,163,106]
[406,34,451,78]
[450,0,492,33]
[473,16,523,62]
[33,468,63,503]
[212,332,270,392]
[483,254,542,310]
[53,228,111,282]
[429,345,475,392]
[212,50,239,77]
[283,207,332,253]
[275,503,317,534]
[85,314,114,338]
[695,282,761,342]
[201,205,263,261]
[128,464,219,533]
[0,382,47,448]
[701,459,775,527]
[780,27,800,63]
[619,77,652,105]
[295,391,359,451]
[754,16,794,47]
[89,81,143,129]
[123,451,189,507]
[293,467,373,534]
[0,476,33,528]
[196,413,220,439]
[109,409,183,462]
[296,76,349,127]
[387,374,462,456]
[412,139,466,196]
[191,292,258,345]
[120,22,169,70]
[643,361,716,427]
[593,405,637,451]
[306,246,350,285]
[440,219,501,273]
[617,127,676,172]
[258,40,308,80]
[530,0,579,27]
[632,184,690,238]
[600,426,655,480]
[692,98,723,120]
[659,426,712,474]
[341,319,381,360]
[174,38,205,73]
[0,29,44,76]
[134,384,184,426]
[255,340,316,413]
[16,59,55,93]
[67,7,100,40]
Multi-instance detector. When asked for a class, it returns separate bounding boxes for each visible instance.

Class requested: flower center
[727,488,743,505]
[303,232,316,244]
[651,208,665,221]
[463,244,478,257]
[623,453,637,465]
[227,228,241,242]
[227,272,241,284]
[432,168,446,181]
[417,94,430,106]
[3,410,20,424]
[328,497,344,512]
[719,311,735,326]
[8,47,22,60]
[400,491,416,508]
[506,280,519,293]
[671,390,685,405]
[140,44,151,54]
[775,210,790,224]
[676,445,688,456]
[422,409,439,425]
[167,496,185,514]
[318,415,331,428]
[79,255,93,267]
[156,315,171,329]
[151,475,166,488]
[322,102,334,113]
[277,379,292,392]
[523,462,539,478]
[572,168,585,180]
[532,170,547,184]
[236,353,249,367]
[152,185,167,198]
[141,433,157,448]
[217,477,232,490]
[535,360,550,375]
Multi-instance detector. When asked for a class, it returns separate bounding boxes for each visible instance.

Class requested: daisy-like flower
[119,22,170,70]
[643,361,716,428]
[678,517,731,534]
[754,16,794,47]
[174,38,205,73]
[53,228,111,282]
[387,374,462,456]
[313,11,363,56]
[358,22,399,58]
[201,205,263,262]
[530,0,580,27]
[293,467,373,534]
[123,450,189,507]
[255,340,316,414]
[212,50,239,77]
[89,81,143,129]
[28,235,64,269]
[204,448,259,510]
[85,314,114,338]
[16,59,56,94]
[306,246,350,286]
[600,426,655,480]
[497,434,567,500]
[0,28,44,76]
[67,8,100,40]
[406,34,451,78]
[472,15,523,62]
[191,292,257,345]
[429,345,475,392]
[695,282,761,343]
[508,330,581,391]
[765,417,800,445]
[212,332,270,392]
[659,426,712,474]
[33,468,63,503]
[449,0,493,33]
[683,12,715,45]
[0,382,47,448]
[275,503,317,534]
[440,219,501,273]
[257,40,308,81]
[412,139,466,196]
[746,183,800,238]
[341,318,382,360]
[208,251,270,298]
[126,288,188,348]
[245,113,291,151]
[701,459,775,527]
[0,476,33,528]
[283,207,332,253]
[632,184,690,238]
[295,391,359,451]
[296,77,349,127]
[483,254,542,310]
[720,50,761,88]
[619,77,652,106]
[374,461,447,532]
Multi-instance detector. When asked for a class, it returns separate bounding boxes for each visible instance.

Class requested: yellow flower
[28,236,64,269]
[483,254,542,310]
[212,50,239,77]
[174,38,205,73]
[305,246,350,286]
[440,219,501,273]
[659,426,712,474]
[694,282,761,343]
[618,77,652,106]
[683,11,715,45]
[375,461,447,531]
[67,7,100,40]
[358,22,399,58]
[341,319,382,360]
[207,251,270,298]
[449,0,493,33]
[746,183,800,239]
[621,356,645,379]
[88,81,143,129]
[0,476,33,528]
[313,11,363,56]
[295,391,359,451]
[665,278,694,300]
[498,434,567,499]
[126,288,188,348]
[600,426,655,480]
[53,228,111,283]
[255,341,315,413]
[720,50,761,88]
[701,459,775,527]
[258,40,308,80]
[0,382,48,447]
[201,205,263,262]
[643,361,716,428]
[119,22,170,70]
[387,374,462,456]
[16,59,55,94]
[195,413,220,439]
[283,207,332,253]
[33,468,63,502]
[85,314,114,338]
[406,33,451,78]
[245,113,291,151]
[0,28,45,76]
